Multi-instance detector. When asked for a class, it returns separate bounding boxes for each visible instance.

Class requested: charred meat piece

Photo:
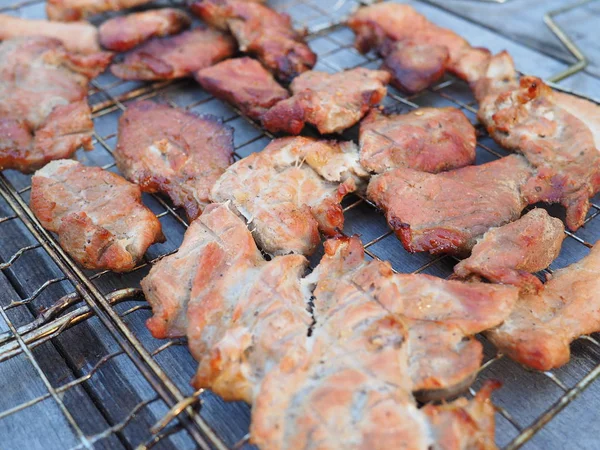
[359,107,476,174]
[367,155,533,255]
[487,243,600,371]
[0,14,102,54]
[99,8,191,52]
[31,160,163,272]
[479,75,600,231]
[190,0,316,82]
[142,203,311,402]
[195,57,290,123]
[455,209,565,292]
[115,101,234,220]
[0,37,111,173]
[251,236,502,449]
[211,136,368,256]
[111,27,235,80]
[262,68,390,135]
[47,0,152,21]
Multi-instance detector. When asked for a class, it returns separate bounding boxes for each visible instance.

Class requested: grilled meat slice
[0,14,102,54]
[111,27,235,80]
[99,8,191,52]
[0,37,111,173]
[211,136,368,256]
[190,0,315,82]
[262,68,390,135]
[195,57,290,122]
[115,101,234,220]
[31,160,163,272]
[487,243,600,371]
[455,209,565,292]
[47,0,152,21]
[367,155,533,255]
[359,107,476,174]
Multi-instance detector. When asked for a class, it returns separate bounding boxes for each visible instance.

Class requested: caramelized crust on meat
[211,136,369,256]
[487,243,600,371]
[47,0,152,21]
[99,8,191,52]
[359,108,476,173]
[0,14,102,54]
[195,57,290,122]
[367,155,533,255]
[455,209,565,292]
[115,101,234,220]
[0,37,111,173]
[262,68,390,135]
[111,27,235,80]
[31,160,163,272]
[190,0,316,82]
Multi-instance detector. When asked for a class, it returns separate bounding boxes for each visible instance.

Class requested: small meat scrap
[455,209,565,292]
[31,160,163,272]
[211,136,369,256]
[47,0,152,21]
[0,14,102,54]
[190,0,316,82]
[195,57,290,123]
[115,101,234,220]
[0,37,111,173]
[142,203,312,403]
[262,68,390,135]
[99,8,192,52]
[111,27,235,80]
[367,154,534,255]
[359,107,476,174]
[487,242,600,371]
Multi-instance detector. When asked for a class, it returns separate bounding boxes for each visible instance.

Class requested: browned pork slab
[0,14,102,54]
[455,209,565,292]
[190,0,315,82]
[195,57,290,122]
[0,37,111,173]
[211,136,369,256]
[99,8,191,52]
[367,155,533,255]
[359,107,476,173]
[487,243,600,371]
[115,101,234,220]
[31,160,163,272]
[47,0,152,21]
[142,203,312,403]
[262,68,390,135]
[111,27,235,80]
[251,236,503,449]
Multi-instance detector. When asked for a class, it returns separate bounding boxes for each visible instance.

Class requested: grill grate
[1,0,599,449]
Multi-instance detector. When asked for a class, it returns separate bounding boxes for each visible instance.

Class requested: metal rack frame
[0,0,599,449]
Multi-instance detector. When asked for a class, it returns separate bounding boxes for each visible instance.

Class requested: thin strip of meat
[487,242,600,371]
[47,0,152,21]
[190,0,316,82]
[359,107,476,173]
[115,101,234,221]
[195,57,290,123]
[0,14,102,54]
[111,27,236,81]
[454,209,565,292]
[262,68,390,135]
[211,136,369,256]
[367,154,534,255]
[31,160,164,272]
[0,37,111,173]
[99,8,192,52]
[251,236,502,449]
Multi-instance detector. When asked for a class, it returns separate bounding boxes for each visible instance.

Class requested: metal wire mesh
[0,0,599,449]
